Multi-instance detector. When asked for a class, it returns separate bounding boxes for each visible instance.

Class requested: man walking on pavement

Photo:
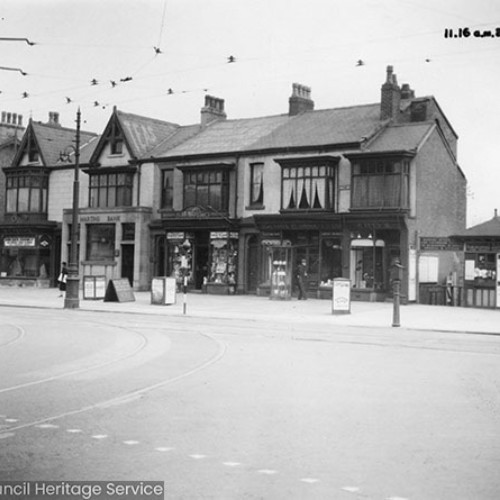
[296,258,308,300]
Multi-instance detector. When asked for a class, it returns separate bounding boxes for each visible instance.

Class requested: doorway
[121,244,134,286]
[194,231,209,289]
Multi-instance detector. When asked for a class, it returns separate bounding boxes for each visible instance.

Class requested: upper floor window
[105,121,124,155]
[89,172,133,208]
[161,169,174,209]
[249,163,264,207]
[183,169,229,212]
[280,162,336,210]
[5,171,48,213]
[351,157,410,209]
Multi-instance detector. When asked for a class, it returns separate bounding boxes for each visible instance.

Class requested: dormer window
[27,133,39,163]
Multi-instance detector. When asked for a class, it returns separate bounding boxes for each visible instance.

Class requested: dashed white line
[4,418,18,423]
[91,434,108,440]
[257,469,278,475]
[66,429,83,434]
[387,497,410,500]
[36,423,59,429]
[300,478,320,484]
[222,462,241,467]
[189,454,207,460]
[342,486,361,493]
[155,447,174,452]
[123,440,140,445]
[0,432,15,439]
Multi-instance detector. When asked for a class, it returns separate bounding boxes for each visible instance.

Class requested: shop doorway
[246,235,259,293]
[121,244,134,286]
[194,232,209,289]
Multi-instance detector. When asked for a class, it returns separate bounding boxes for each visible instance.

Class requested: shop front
[252,213,406,301]
[151,213,239,294]
[0,223,59,287]
[62,207,152,291]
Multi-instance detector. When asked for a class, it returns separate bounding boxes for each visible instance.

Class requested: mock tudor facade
[2,66,468,303]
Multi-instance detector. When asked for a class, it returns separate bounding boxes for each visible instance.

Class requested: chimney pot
[380,65,401,121]
[289,83,314,115]
[201,95,226,126]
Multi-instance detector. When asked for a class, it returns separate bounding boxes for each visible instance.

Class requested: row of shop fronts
[2,209,499,309]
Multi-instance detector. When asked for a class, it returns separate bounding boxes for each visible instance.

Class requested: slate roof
[455,216,500,238]
[156,103,386,158]
[116,110,180,158]
[362,122,434,153]
[31,122,98,166]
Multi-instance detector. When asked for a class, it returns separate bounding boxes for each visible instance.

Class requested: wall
[48,168,89,221]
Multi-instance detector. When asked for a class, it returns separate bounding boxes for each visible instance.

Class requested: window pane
[18,188,29,211]
[86,224,115,261]
[30,189,40,212]
[6,190,17,212]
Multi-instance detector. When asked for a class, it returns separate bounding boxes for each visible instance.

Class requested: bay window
[351,156,410,209]
[89,171,133,208]
[5,170,48,214]
[183,168,229,212]
[278,157,337,211]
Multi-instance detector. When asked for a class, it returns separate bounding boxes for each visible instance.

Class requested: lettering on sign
[420,237,462,251]
[107,215,121,222]
[80,215,101,223]
[3,237,36,247]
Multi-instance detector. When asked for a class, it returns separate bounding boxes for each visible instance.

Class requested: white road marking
[222,462,241,467]
[155,447,174,452]
[91,434,108,440]
[386,497,410,500]
[189,454,207,459]
[36,423,59,429]
[5,418,18,423]
[0,432,15,439]
[123,440,140,445]
[257,469,278,475]
[300,478,320,484]
[342,486,361,493]
[66,429,83,433]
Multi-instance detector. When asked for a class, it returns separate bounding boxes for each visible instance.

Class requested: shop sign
[420,237,462,251]
[80,215,101,222]
[210,231,239,240]
[167,232,185,240]
[3,237,36,247]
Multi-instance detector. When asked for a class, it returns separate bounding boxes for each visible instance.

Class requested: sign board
[408,248,417,301]
[332,278,351,314]
[83,275,106,300]
[420,237,462,251]
[104,278,135,302]
[418,255,439,283]
[151,277,176,305]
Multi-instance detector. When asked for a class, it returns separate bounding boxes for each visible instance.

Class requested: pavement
[0,285,498,335]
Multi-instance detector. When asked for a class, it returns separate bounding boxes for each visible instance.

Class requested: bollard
[182,275,187,315]
[392,279,401,327]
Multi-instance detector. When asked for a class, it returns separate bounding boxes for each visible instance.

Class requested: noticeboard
[332,278,351,314]
[151,277,176,305]
[83,275,106,300]
[104,278,135,302]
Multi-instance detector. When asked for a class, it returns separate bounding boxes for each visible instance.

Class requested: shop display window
[350,240,384,289]
[269,246,292,299]
[0,247,50,279]
[320,238,342,286]
[209,236,237,287]
[166,236,193,287]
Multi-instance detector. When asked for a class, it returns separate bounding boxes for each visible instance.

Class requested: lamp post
[64,108,81,309]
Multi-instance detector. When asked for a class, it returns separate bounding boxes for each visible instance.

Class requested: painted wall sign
[3,237,36,247]
[420,237,462,251]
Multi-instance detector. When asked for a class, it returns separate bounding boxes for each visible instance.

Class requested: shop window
[161,169,174,209]
[0,246,50,279]
[209,233,237,289]
[281,164,335,210]
[249,163,264,206]
[5,171,48,214]
[320,238,342,286]
[183,169,229,212]
[86,224,115,261]
[89,172,133,208]
[351,158,410,209]
[351,241,384,289]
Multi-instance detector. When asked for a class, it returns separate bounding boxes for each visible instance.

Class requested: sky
[1,0,499,227]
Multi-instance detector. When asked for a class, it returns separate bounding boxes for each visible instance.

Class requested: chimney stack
[289,83,314,116]
[401,83,415,100]
[495,209,498,219]
[48,111,61,126]
[201,95,226,127]
[380,65,401,121]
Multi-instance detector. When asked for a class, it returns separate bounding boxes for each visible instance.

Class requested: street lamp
[64,108,81,309]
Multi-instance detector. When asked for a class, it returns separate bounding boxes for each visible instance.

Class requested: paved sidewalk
[0,286,498,335]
